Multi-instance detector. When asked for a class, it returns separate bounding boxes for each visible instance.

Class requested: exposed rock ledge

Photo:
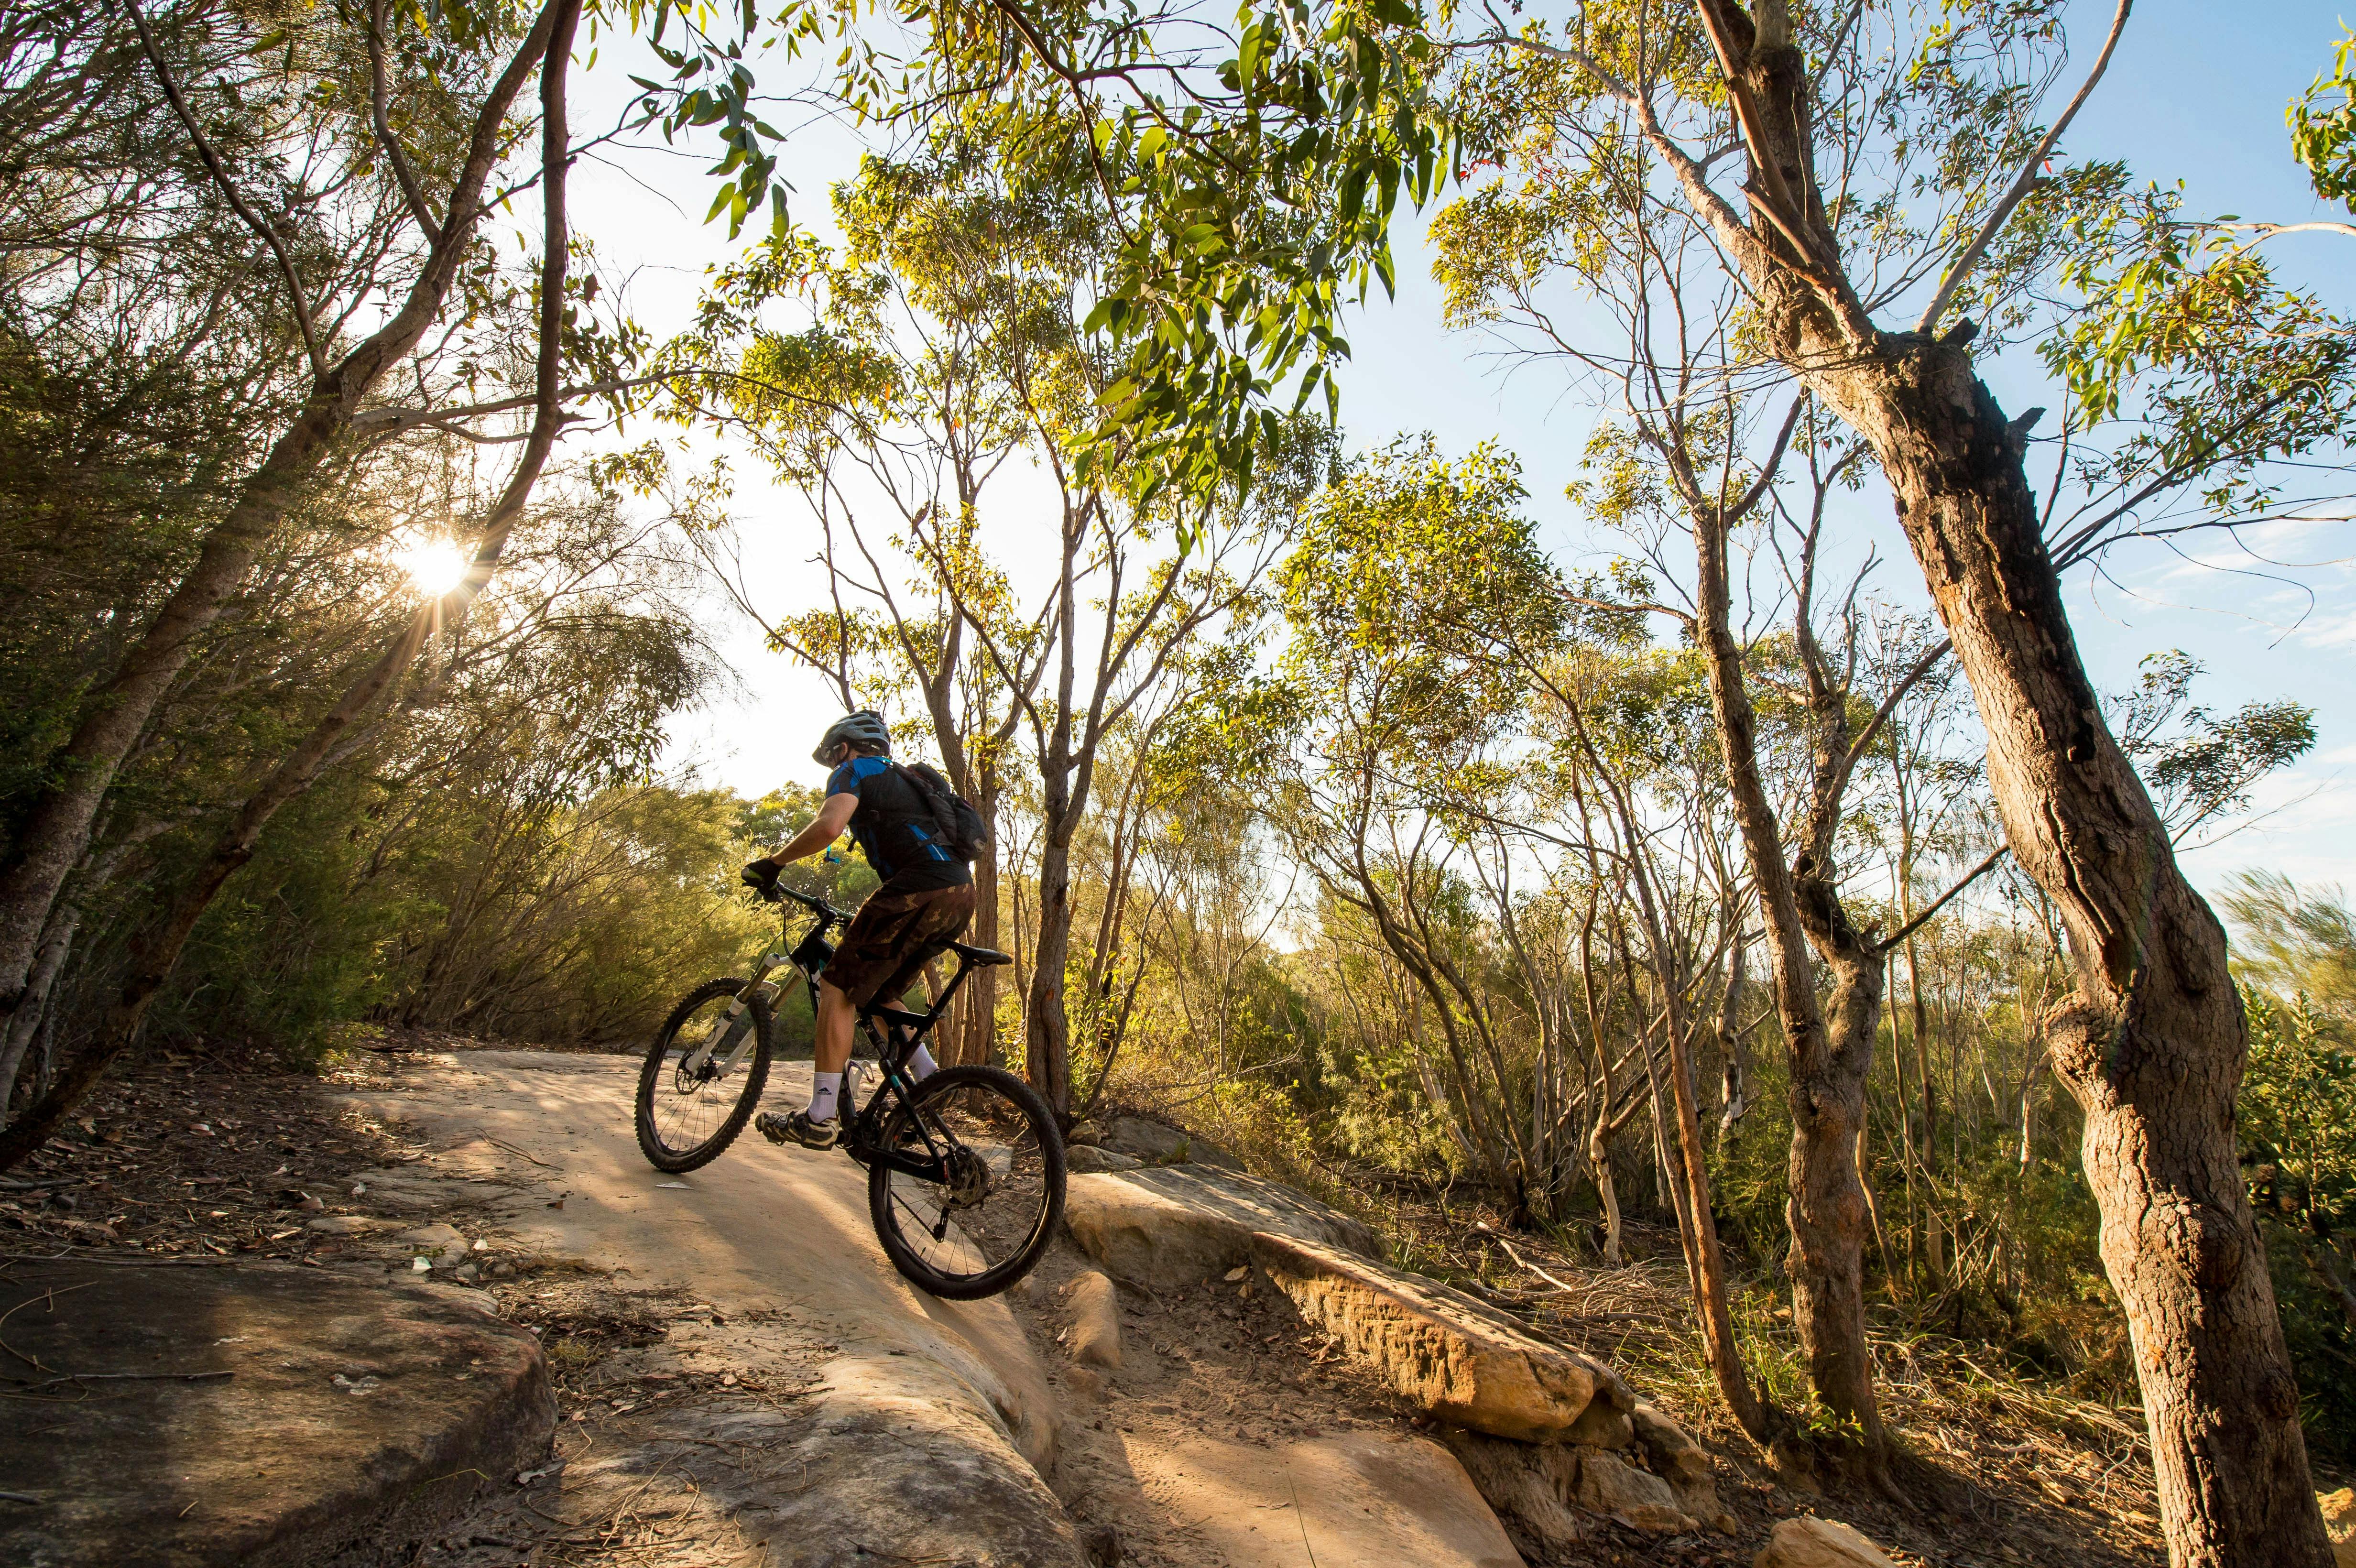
[0,1258,552,1568]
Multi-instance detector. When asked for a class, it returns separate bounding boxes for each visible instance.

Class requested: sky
[559,1,2356,897]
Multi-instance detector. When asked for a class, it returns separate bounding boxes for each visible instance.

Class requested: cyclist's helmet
[813,709,891,764]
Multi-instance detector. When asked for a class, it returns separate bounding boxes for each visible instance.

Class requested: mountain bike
[632,883,1065,1300]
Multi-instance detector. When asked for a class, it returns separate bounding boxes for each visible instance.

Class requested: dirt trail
[331,1048,1538,1568]
[333,1048,1075,1568]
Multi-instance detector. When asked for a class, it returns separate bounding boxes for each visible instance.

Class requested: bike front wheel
[867,1065,1065,1300]
[634,979,773,1173]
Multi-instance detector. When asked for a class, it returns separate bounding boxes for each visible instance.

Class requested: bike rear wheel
[866,1064,1065,1299]
[635,979,773,1173]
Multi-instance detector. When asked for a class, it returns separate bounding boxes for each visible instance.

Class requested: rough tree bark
[1685,481,1886,1459]
[1837,345,2323,1563]
[1715,932,1754,1147]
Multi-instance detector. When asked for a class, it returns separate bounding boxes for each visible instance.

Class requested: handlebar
[773,883,848,926]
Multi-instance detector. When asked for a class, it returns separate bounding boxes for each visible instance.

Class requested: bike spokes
[867,1067,1064,1298]
[635,980,773,1173]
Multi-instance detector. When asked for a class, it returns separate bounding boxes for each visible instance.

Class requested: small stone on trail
[410,1256,431,1273]
[1223,1266,1248,1282]
[306,1215,381,1234]
[1753,1516,1898,1568]
[1068,1269,1122,1371]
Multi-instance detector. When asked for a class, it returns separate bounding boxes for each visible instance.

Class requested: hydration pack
[892,762,990,861]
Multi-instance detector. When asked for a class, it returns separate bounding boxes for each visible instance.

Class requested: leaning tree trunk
[1810,336,2328,1566]
[0,0,581,1171]
[1645,9,2323,1552]
[0,0,562,1032]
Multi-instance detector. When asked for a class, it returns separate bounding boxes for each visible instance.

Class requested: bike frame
[681,884,998,1185]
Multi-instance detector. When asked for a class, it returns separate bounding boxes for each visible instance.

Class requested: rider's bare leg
[813,980,855,1077]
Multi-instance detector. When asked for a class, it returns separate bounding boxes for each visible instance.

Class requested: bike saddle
[949,941,1014,967]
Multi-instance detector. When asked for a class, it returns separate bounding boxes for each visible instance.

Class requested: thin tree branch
[1914,0,2133,333]
[367,0,444,243]
[1877,843,2008,954]
[124,0,326,375]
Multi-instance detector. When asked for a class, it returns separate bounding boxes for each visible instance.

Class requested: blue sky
[595,2,2356,895]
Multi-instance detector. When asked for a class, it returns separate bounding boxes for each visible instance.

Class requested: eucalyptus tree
[1257,438,1569,1188]
[686,147,1083,1067]
[1435,2,2355,1552]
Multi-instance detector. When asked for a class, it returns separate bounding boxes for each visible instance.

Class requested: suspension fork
[679,947,788,1075]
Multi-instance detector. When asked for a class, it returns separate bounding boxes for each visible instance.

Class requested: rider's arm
[764,791,857,867]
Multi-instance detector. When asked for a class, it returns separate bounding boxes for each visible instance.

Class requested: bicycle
[632,882,1066,1300]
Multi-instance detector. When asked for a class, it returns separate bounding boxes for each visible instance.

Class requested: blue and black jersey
[825,755,972,892]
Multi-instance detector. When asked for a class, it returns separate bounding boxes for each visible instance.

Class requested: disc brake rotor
[941,1145,992,1210]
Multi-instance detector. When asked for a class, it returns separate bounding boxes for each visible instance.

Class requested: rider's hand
[741,857,783,900]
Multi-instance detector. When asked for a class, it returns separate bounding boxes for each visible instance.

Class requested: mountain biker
[740,710,974,1149]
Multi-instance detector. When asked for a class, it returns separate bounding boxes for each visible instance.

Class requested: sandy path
[334,1049,1079,1568]
[334,1048,1522,1568]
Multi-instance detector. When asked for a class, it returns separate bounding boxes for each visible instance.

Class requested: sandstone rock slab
[1755,1516,1897,1568]
[1631,1399,1725,1523]
[1442,1432,1595,1557]
[1145,1427,1523,1568]
[1100,1115,1191,1162]
[1067,1144,1142,1174]
[1445,1432,1700,1546]
[1250,1230,1632,1442]
[1093,1115,1247,1171]
[337,1052,1085,1568]
[0,1258,552,1568]
[1063,1165,1380,1290]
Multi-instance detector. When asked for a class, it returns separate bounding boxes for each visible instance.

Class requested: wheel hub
[942,1145,991,1209]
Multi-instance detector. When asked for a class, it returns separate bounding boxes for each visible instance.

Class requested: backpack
[891,762,991,861]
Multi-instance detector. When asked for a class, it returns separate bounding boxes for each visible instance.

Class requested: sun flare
[391,537,471,599]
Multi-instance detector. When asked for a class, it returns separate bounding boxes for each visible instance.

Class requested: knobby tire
[634,978,773,1173]
[867,1064,1065,1300]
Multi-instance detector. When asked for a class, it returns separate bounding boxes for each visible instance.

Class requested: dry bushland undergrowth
[1338,1173,2176,1568]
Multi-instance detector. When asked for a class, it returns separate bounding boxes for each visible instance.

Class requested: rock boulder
[1063,1165,1381,1290]
[1066,1269,1122,1371]
[1754,1516,1897,1568]
[0,1258,552,1568]
[1630,1400,1725,1523]
[1445,1432,1700,1546]
[1077,1114,1251,1172]
[1250,1230,1632,1442]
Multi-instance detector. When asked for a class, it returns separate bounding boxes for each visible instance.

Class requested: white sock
[908,1045,939,1082]
[808,1071,842,1122]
